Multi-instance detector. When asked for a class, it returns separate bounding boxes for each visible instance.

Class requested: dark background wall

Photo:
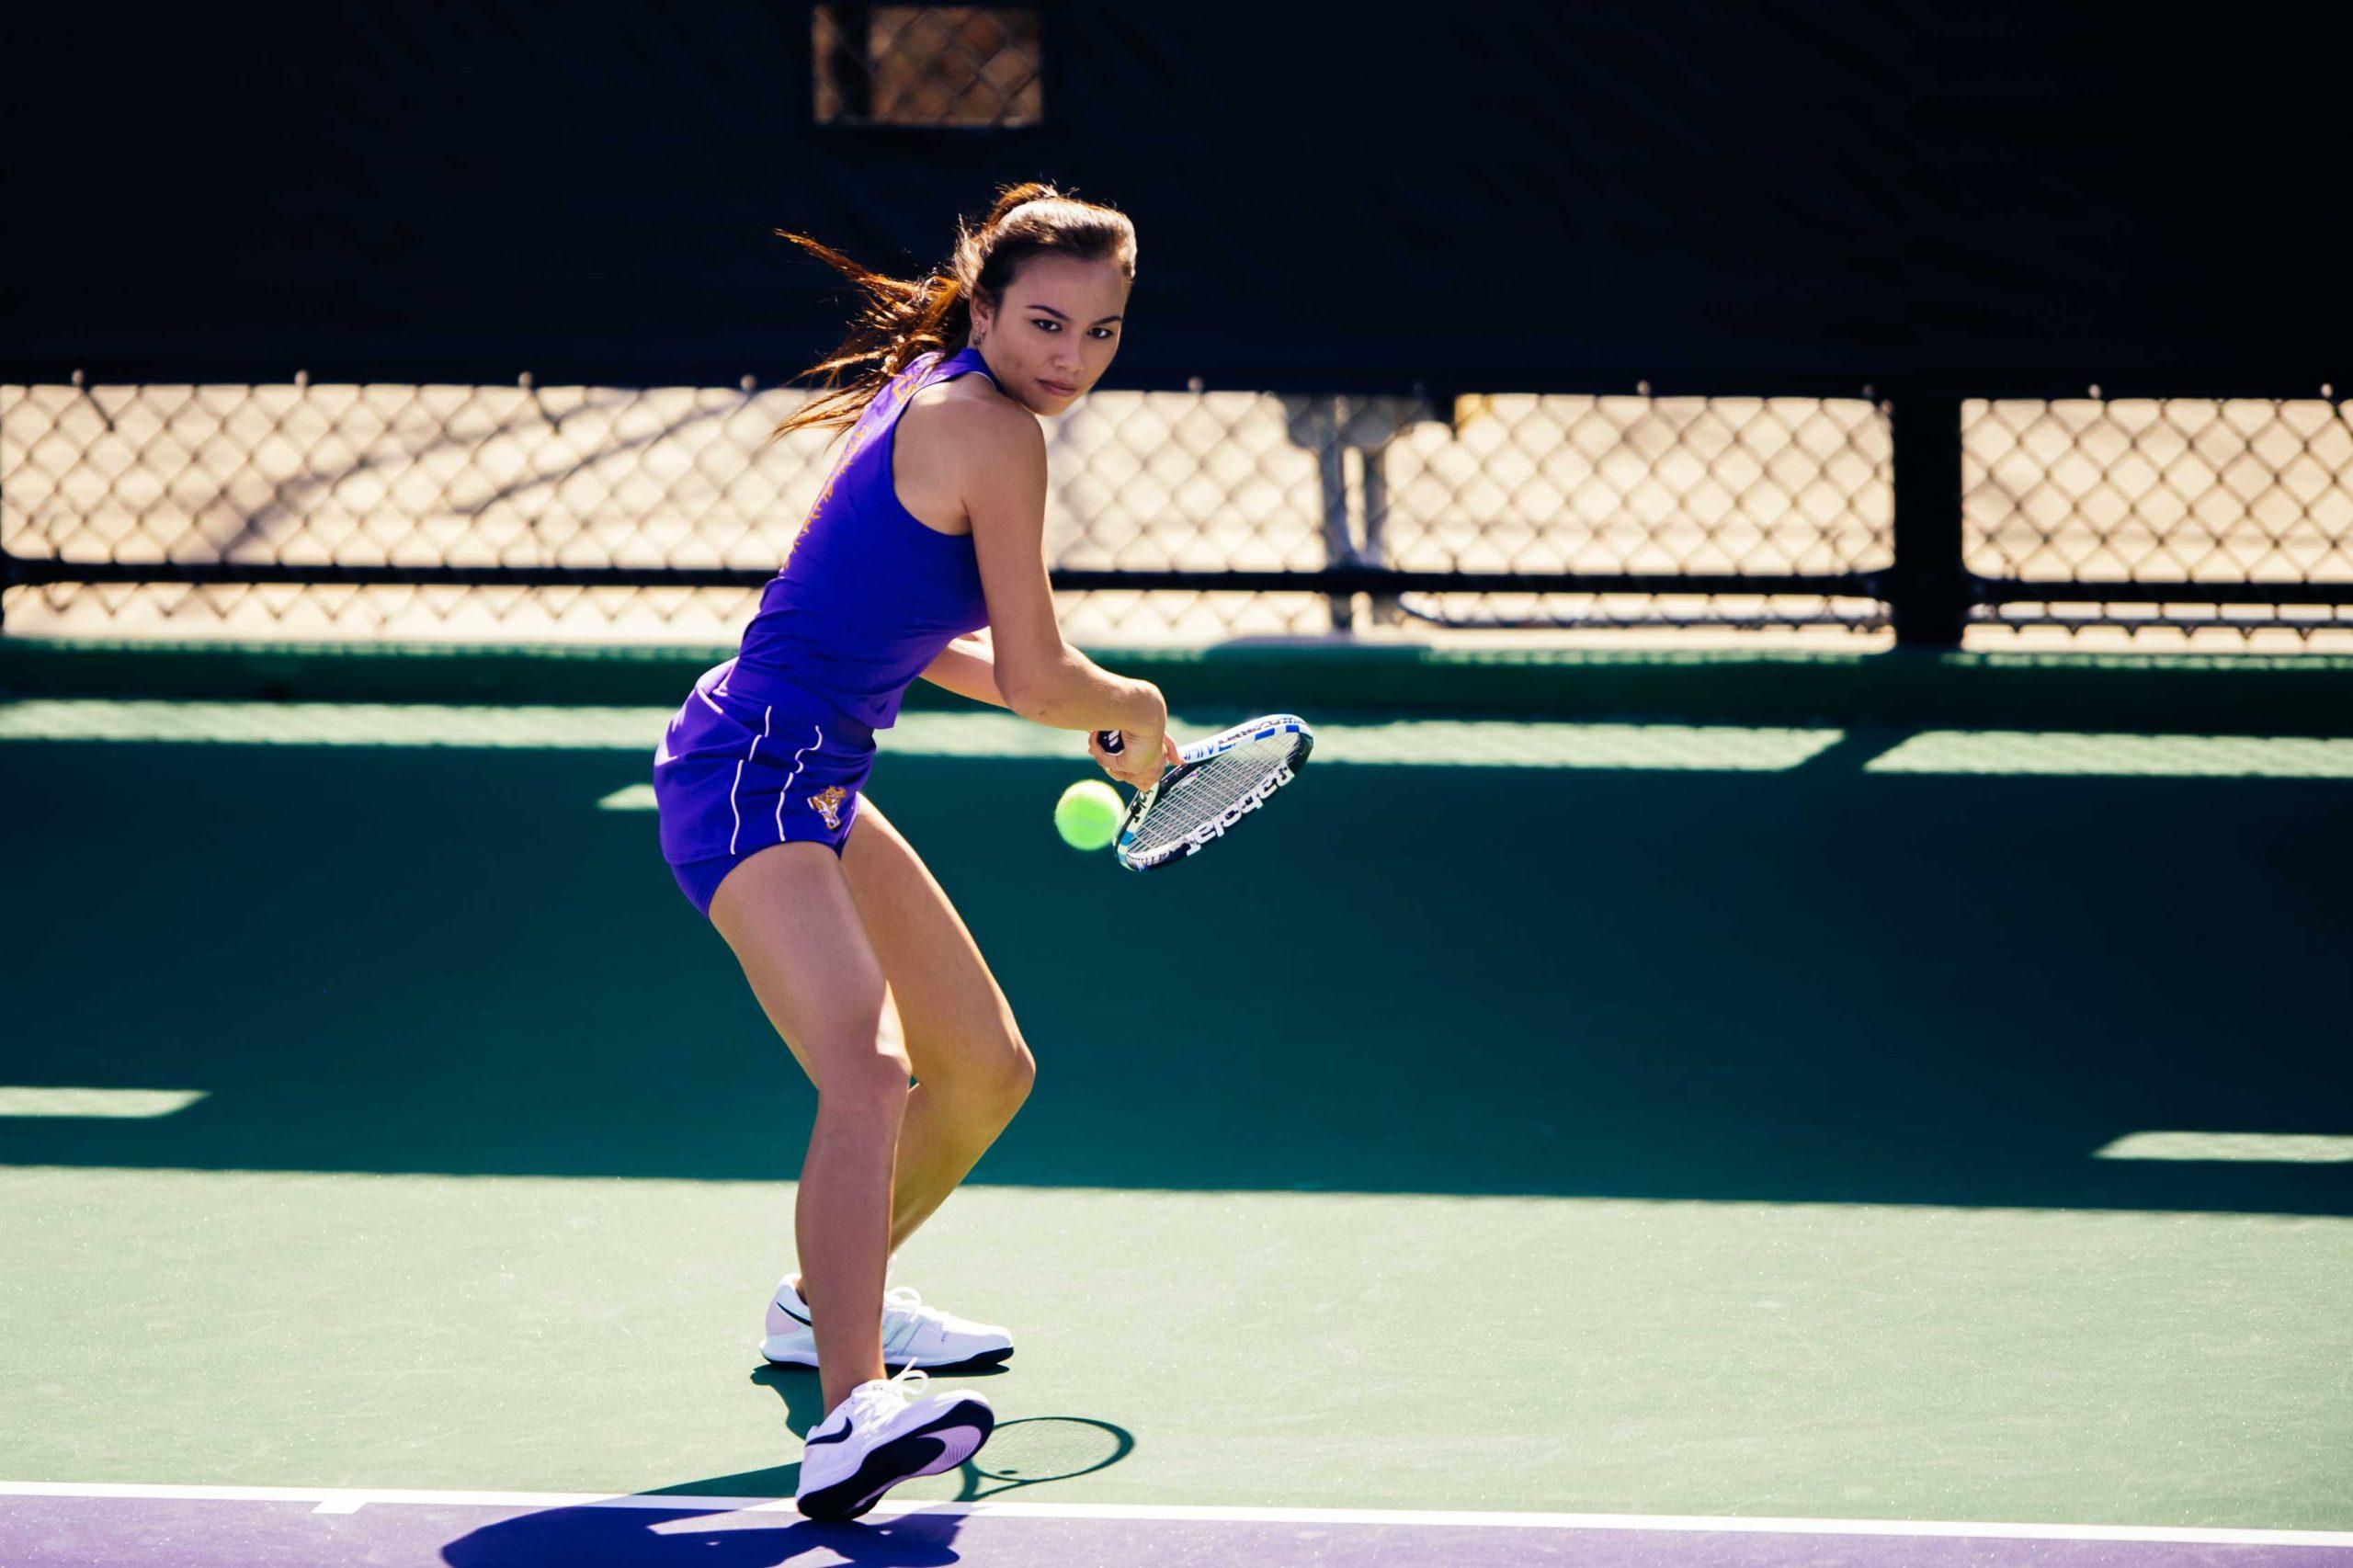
[4,1,2342,388]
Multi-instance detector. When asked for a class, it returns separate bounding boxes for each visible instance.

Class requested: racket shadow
[745,1366,1137,1502]
[945,1414,1135,1502]
[748,1365,1133,1487]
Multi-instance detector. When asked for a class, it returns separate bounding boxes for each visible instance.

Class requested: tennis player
[651,181,1179,1521]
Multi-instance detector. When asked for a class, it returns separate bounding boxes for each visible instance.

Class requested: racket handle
[1097,729,1124,755]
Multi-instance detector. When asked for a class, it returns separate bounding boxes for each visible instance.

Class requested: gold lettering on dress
[780,381,914,571]
[809,786,848,831]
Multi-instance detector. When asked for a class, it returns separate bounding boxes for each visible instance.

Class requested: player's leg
[709,840,907,1415]
[839,796,1036,1259]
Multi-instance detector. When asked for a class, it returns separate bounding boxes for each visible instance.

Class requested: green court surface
[3,690,2350,1531]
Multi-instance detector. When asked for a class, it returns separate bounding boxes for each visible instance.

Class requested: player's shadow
[438,1368,1132,1567]
[439,1498,968,1565]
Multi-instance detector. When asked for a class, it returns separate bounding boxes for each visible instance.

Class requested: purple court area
[3,1494,2348,1567]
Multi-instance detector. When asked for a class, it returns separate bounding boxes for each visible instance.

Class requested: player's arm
[915,631,1009,709]
[956,401,1164,738]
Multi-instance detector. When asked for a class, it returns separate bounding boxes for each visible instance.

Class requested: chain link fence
[1965,395,2353,645]
[813,4,1044,129]
[4,373,2350,650]
[1372,392,1891,637]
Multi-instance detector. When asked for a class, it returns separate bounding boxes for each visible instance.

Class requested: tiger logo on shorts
[808,786,848,832]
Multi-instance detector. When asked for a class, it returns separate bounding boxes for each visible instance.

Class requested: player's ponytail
[767,179,1137,445]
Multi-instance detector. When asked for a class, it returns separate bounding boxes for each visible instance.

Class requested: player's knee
[1005,1040,1038,1108]
[809,1009,914,1103]
[816,1047,914,1106]
[958,1035,1036,1127]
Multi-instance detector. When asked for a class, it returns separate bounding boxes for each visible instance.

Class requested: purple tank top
[725,345,997,735]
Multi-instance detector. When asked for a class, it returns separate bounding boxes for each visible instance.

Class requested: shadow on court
[440,1501,973,1566]
[3,729,2349,1216]
[432,1389,1131,1566]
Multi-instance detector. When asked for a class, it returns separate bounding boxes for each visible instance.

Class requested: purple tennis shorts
[653,663,876,919]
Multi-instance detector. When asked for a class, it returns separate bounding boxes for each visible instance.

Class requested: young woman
[650,181,1180,1522]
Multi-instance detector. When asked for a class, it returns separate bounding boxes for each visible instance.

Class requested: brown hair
[765,180,1138,446]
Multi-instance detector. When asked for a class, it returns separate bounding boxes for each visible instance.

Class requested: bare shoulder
[892,375,1042,535]
[904,372,1040,459]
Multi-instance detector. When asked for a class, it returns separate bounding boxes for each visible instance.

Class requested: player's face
[972,254,1128,413]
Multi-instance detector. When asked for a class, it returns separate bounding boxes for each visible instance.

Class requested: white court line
[2096,1131,2353,1164]
[1,1481,2348,1547]
[0,1087,207,1119]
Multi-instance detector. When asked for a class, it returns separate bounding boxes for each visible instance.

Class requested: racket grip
[1097,729,1124,755]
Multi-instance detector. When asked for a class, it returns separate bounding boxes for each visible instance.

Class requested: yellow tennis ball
[1054,778,1123,850]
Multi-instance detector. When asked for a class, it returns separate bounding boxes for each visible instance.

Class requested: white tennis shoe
[760,1278,1015,1372]
[793,1363,995,1521]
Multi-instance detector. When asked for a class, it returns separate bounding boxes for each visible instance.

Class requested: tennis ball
[1054,778,1123,851]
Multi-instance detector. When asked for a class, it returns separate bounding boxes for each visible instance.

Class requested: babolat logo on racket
[1180,763,1292,847]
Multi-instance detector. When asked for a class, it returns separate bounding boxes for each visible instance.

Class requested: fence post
[1354,392,1429,628]
[1281,394,1357,631]
[1,419,9,633]
[1887,386,1970,649]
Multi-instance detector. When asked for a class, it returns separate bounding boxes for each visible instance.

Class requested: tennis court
[9,0,2353,1556]
[4,652,2348,1562]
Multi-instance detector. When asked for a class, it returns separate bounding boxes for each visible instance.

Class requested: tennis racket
[1094,714,1313,869]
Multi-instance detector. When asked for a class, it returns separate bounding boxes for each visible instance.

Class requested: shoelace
[882,1285,952,1326]
[776,1285,949,1334]
[841,1360,927,1430]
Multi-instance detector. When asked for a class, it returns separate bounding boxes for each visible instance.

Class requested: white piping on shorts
[778,723,823,838]
[727,706,776,855]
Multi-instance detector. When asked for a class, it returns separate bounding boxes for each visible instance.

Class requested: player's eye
[1031,318,1058,331]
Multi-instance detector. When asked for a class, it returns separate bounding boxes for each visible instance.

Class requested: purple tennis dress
[653,344,997,917]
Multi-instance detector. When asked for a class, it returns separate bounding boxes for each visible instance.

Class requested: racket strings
[1127,734,1300,855]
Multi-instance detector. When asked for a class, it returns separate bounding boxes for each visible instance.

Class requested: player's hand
[1089,726,1179,791]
